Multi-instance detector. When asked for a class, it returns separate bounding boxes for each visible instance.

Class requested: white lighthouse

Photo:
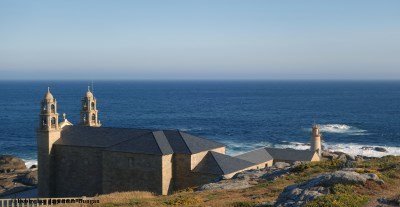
[310,125,322,157]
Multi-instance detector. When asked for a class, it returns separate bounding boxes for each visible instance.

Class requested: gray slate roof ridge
[208,151,224,174]
[178,131,193,154]
[235,147,274,164]
[179,131,225,154]
[264,147,315,160]
[103,131,156,152]
[209,151,256,174]
[152,131,174,155]
[235,147,272,156]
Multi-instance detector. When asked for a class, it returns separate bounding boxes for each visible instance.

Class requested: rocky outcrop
[361,146,388,152]
[275,170,384,207]
[374,147,388,152]
[199,179,251,191]
[0,155,37,197]
[321,151,339,160]
[274,162,290,169]
[0,155,27,173]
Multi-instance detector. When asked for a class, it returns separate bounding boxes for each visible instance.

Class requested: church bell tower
[37,87,61,197]
[310,125,322,157]
[80,86,101,127]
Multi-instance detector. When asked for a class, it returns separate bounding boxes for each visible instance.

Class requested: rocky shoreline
[0,155,37,198]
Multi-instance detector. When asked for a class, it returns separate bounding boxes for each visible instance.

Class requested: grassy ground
[64,156,400,207]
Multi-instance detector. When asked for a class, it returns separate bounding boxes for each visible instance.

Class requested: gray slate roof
[193,151,256,175]
[162,130,225,154]
[235,148,273,164]
[55,126,224,155]
[264,147,316,161]
[56,126,150,148]
[106,131,174,155]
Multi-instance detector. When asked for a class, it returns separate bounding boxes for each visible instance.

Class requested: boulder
[361,146,374,150]
[314,171,367,186]
[274,162,290,169]
[361,173,384,184]
[233,169,265,181]
[292,161,302,166]
[321,151,339,160]
[374,147,388,152]
[198,179,251,191]
[0,155,27,173]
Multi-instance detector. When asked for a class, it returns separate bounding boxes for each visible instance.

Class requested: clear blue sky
[0,0,399,80]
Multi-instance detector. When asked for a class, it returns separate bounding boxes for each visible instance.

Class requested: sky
[0,0,399,80]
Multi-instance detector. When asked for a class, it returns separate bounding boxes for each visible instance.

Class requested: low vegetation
[64,156,400,207]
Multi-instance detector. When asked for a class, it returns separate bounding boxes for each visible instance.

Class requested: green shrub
[290,160,343,174]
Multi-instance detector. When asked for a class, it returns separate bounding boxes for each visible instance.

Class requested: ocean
[0,80,399,167]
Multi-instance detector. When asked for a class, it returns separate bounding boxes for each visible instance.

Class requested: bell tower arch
[80,86,101,127]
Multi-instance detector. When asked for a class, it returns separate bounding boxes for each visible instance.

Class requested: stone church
[37,88,321,197]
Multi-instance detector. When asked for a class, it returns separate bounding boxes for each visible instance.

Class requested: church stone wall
[190,147,225,170]
[102,151,164,195]
[172,153,191,190]
[173,147,225,191]
[161,154,173,195]
[53,145,103,197]
[37,130,61,197]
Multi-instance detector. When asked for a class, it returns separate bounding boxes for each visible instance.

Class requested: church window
[51,104,55,113]
[51,117,56,128]
[91,102,95,109]
[92,114,96,122]
[83,101,87,110]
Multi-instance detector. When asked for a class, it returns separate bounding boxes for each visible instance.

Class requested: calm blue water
[1,81,399,164]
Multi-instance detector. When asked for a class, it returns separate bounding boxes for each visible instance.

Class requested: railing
[0,197,99,207]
